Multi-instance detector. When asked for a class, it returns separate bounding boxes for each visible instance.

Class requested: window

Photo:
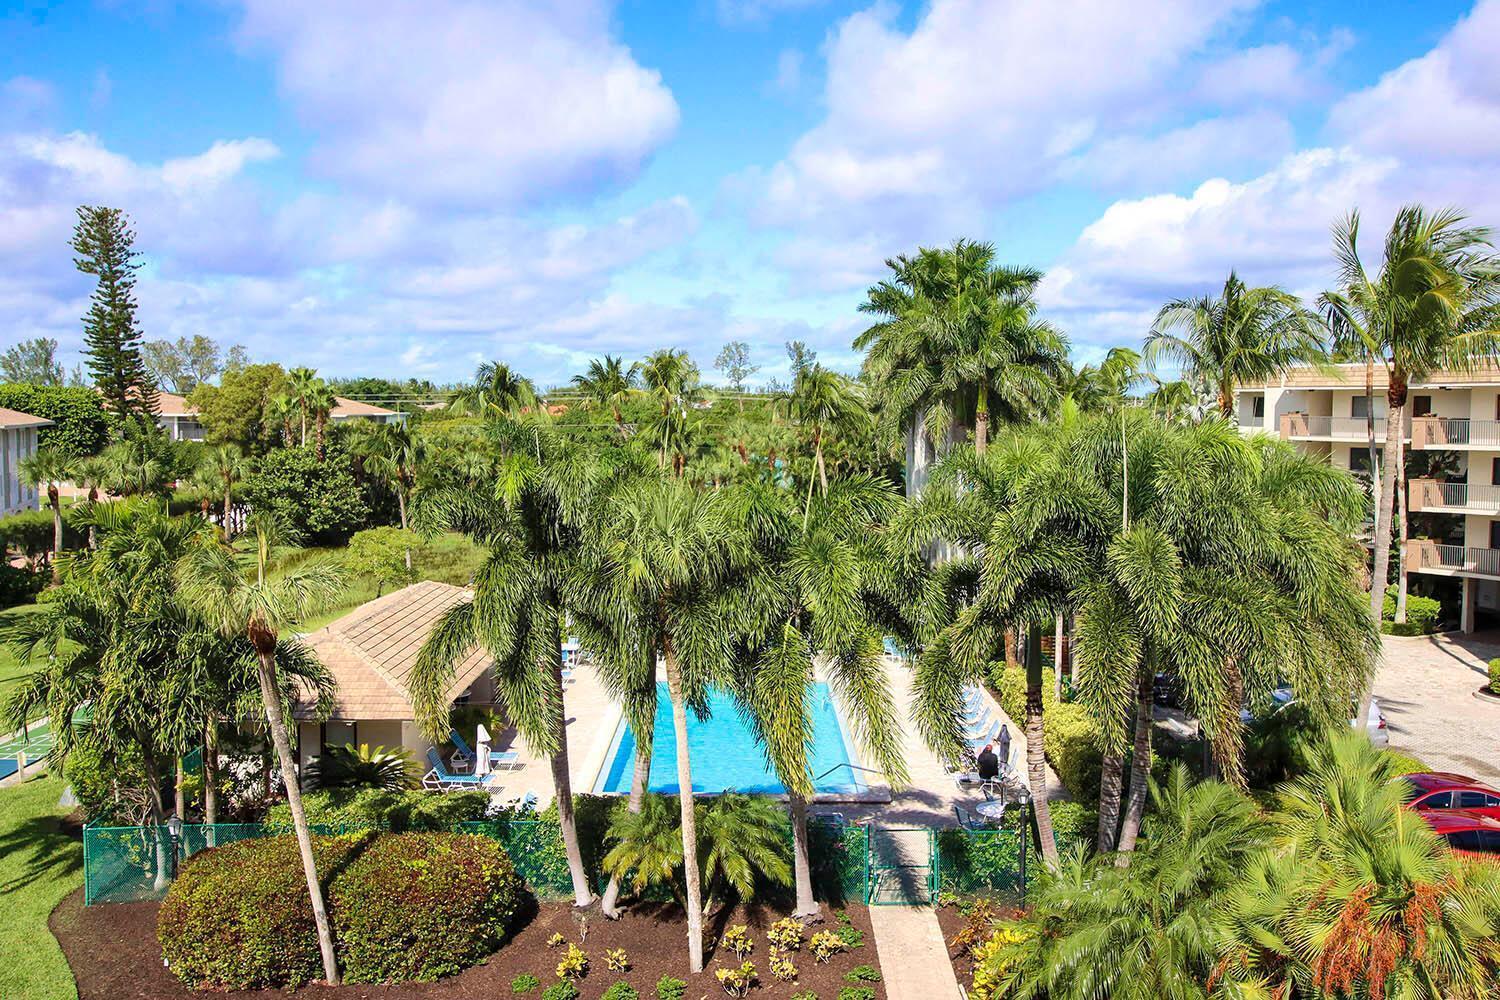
[1350,450,1372,474]
[1493,457,1500,486]
[1419,791,1454,809]
[1351,395,1371,419]
[1490,522,1500,550]
[1459,790,1493,809]
[1481,831,1500,853]
[1448,830,1483,851]
[1252,395,1265,419]
[1412,395,1433,417]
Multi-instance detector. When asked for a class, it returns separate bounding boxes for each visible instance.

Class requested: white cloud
[1328,0,1500,160]
[770,49,805,95]
[1059,111,1295,190]
[235,0,679,208]
[718,0,828,26]
[160,138,280,190]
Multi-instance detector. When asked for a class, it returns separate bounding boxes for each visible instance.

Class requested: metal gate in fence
[865,825,936,905]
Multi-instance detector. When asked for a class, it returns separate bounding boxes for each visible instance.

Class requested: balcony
[1408,479,1500,515]
[1278,413,1402,441]
[1407,539,1500,580]
[1411,415,1500,450]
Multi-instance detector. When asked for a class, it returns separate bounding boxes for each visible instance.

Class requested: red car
[1401,772,1500,820]
[1418,809,1500,857]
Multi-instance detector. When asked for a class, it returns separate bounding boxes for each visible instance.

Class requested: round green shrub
[158,831,522,988]
[329,832,523,983]
[264,787,491,831]
[602,982,640,1000]
[542,982,580,1000]
[1489,658,1500,693]
[157,833,368,989]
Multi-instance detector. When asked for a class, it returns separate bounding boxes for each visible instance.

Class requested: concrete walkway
[869,903,964,1000]
[1376,632,1500,782]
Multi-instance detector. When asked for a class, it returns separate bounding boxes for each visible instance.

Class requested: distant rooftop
[155,390,399,419]
[1238,361,1500,392]
[0,406,53,429]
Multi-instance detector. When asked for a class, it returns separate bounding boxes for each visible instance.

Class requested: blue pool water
[593,683,864,795]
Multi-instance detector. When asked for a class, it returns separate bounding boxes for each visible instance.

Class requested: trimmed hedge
[0,563,44,609]
[0,383,110,457]
[263,787,492,832]
[329,833,523,983]
[1381,585,1441,635]
[1489,658,1500,693]
[158,831,523,988]
[988,660,1114,802]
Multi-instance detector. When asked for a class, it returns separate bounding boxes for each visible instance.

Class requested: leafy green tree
[348,423,422,568]
[192,444,251,538]
[96,425,195,499]
[287,367,320,446]
[730,476,909,916]
[714,341,758,391]
[410,432,602,910]
[0,337,63,385]
[1058,347,1146,414]
[306,379,336,459]
[0,384,109,457]
[1145,270,1324,418]
[175,511,347,985]
[777,364,869,514]
[71,206,157,426]
[785,340,817,377]
[1217,733,1500,998]
[142,335,238,393]
[697,793,792,911]
[1322,207,1500,722]
[243,445,370,545]
[345,526,417,596]
[18,449,73,583]
[304,743,416,791]
[187,363,290,452]
[603,793,683,901]
[448,361,538,419]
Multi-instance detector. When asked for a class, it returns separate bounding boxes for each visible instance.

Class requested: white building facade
[0,407,52,517]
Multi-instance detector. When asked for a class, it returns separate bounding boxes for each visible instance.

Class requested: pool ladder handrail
[812,762,885,781]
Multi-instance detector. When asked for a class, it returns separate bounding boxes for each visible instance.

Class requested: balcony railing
[1407,540,1500,579]
[1411,415,1500,449]
[1279,413,1395,440]
[1409,479,1500,513]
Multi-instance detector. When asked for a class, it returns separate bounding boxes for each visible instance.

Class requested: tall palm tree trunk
[1023,627,1058,866]
[253,648,340,986]
[601,737,652,918]
[1097,751,1125,851]
[396,489,412,571]
[1114,667,1155,857]
[788,792,818,919]
[664,644,705,973]
[48,487,61,584]
[1362,384,1406,724]
[975,384,989,455]
[141,748,173,892]
[223,482,234,540]
[1365,359,1380,519]
[1395,431,1409,623]
[175,757,187,819]
[203,719,218,847]
[547,652,595,908]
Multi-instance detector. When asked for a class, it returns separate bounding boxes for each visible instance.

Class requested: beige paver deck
[869,903,964,1000]
[1376,632,1500,782]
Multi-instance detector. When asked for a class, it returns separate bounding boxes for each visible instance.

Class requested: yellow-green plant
[809,930,844,963]
[715,961,757,998]
[767,917,804,950]
[722,924,753,959]
[968,925,1028,1000]
[555,943,588,982]
[604,948,630,973]
[769,946,799,983]
[547,932,567,949]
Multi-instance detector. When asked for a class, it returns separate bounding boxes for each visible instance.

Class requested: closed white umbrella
[475,723,492,777]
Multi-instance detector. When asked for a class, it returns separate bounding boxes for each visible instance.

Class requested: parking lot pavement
[1375,632,1500,783]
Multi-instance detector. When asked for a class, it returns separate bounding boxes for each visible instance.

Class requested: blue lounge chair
[966,721,1002,750]
[964,711,995,736]
[450,729,523,771]
[422,748,488,792]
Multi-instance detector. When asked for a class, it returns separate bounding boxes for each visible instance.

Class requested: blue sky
[1,0,1496,387]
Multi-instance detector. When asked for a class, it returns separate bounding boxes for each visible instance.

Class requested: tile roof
[0,407,52,429]
[154,390,397,419]
[297,580,491,721]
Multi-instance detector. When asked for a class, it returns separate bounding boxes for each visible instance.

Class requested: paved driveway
[1375,633,1500,783]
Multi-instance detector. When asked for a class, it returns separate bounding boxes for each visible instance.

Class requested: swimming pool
[592,682,865,796]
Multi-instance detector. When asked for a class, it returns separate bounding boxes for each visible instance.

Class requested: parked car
[1401,772,1500,820]
[1416,809,1500,857]
[1239,686,1388,747]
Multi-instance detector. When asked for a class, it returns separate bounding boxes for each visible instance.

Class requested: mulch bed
[51,887,885,999]
[934,905,973,989]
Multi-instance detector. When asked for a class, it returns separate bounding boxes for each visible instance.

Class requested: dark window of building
[1493,457,1500,486]
[1252,395,1264,419]
[1352,395,1371,419]
[1350,450,1371,473]
[1413,395,1433,417]
[1489,521,1500,549]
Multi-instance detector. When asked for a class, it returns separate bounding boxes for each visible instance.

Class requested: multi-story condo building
[0,407,52,517]
[1236,362,1500,633]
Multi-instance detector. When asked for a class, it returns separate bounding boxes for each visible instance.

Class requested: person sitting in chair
[976,742,1000,782]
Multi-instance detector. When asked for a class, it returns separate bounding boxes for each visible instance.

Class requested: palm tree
[447,360,538,420]
[572,355,641,435]
[72,454,112,548]
[777,364,870,516]
[174,512,347,985]
[1218,733,1500,998]
[193,445,251,539]
[696,793,793,912]
[1144,271,1325,418]
[19,448,72,583]
[306,380,336,459]
[349,423,421,570]
[989,767,1269,999]
[730,476,910,917]
[597,476,744,972]
[409,437,600,910]
[268,391,297,446]
[286,367,320,446]
[1324,207,1500,720]
[1059,347,1146,414]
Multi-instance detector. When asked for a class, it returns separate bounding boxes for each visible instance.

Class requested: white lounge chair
[422,748,489,792]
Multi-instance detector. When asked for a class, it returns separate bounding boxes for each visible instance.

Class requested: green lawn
[295,531,485,632]
[0,773,82,1000]
[0,603,45,698]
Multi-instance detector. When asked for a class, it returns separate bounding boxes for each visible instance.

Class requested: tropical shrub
[1382,749,1431,776]
[63,735,148,823]
[1490,657,1500,693]
[513,973,542,994]
[1042,702,1104,801]
[1382,585,1443,634]
[767,916,804,950]
[0,563,44,608]
[242,444,369,544]
[157,833,369,989]
[541,982,579,1000]
[345,526,418,596]
[0,383,109,457]
[264,787,490,831]
[809,930,844,963]
[158,832,523,988]
[791,993,818,1000]
[328,833,522,983]
[304,742,417,791]
[967,925,1028,1000]
[837,988,875,1000]
[602,983,639,1000]
[715,960,757,997]
[722,924,753,958]
[833,909,864,949]
[603,947,630,973]
[547,932,567,948]
[0,509,67,564]
[655,974,687,1000]
[844,964,880,982]
[768,946,799,982]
